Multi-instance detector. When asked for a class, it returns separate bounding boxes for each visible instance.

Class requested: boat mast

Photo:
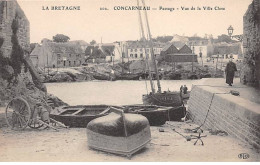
[141,0,161,93]
[137,0,155,94]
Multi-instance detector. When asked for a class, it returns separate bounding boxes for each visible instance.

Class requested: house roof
[46,42,84,54]
[161,44,173,52]
[170,34,189,43]
[30,44,42,56]
[101,45,115,56]
[178,44,192,54]
[127,41,166,49]
[69,40,89,46]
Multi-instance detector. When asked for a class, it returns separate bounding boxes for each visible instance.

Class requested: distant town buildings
[0,1,30,57]
[241,0,260,87]
[160,43,198,63]
[30,39,86,68]
[85,43,118,63]
[125,41,166,61]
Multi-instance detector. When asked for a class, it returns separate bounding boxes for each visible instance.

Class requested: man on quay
[225,58,237,86]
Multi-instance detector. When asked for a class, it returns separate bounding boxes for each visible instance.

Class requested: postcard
[0,0,259,162]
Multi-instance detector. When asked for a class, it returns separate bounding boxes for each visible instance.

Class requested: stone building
[126,41,166,61]
[30,40,85,68]
[241,0,260,87]
[160,43,198,63]
[0,0,30,57]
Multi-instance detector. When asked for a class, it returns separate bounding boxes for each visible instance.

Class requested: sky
[17,0,253,44]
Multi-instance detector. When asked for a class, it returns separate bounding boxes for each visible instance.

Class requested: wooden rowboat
[50,105,111,127]
[123,104,186,126]
[50,104,186,127]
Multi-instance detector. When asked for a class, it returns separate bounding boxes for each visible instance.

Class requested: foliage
[0,37,9,66]
[52,34,70,43]
[153,36,173,43]
[90,40,97,45]
[216,34,233,43]
[10,17,24,77]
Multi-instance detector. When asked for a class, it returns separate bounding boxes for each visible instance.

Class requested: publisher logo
[238,153,249,159]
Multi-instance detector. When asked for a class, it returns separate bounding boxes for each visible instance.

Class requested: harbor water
[45,80,202,106]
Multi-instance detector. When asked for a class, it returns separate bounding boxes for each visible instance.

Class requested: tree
[90,40,96,45]
[216,34,233,43]
[52,34,70,43]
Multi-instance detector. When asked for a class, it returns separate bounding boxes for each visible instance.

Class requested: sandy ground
[0,107,259,162]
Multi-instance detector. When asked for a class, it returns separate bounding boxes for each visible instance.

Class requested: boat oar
[172,128,191,141]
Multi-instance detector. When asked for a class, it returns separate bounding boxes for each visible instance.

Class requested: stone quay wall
[187,85,260,150]
[0,0,30,57]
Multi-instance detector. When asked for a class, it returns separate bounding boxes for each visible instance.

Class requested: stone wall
[0,0,30,57]
[241,0,260,88]
[187,85,260,150]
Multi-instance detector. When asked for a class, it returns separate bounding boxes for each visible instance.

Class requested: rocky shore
[38,62,229,83]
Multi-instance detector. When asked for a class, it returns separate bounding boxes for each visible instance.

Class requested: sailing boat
[138,0,184,107]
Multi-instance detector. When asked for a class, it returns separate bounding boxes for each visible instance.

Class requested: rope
[191,91,230,132]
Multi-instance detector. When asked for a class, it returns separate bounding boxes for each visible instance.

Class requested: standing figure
[183,85,188,94]
[180,85,183,93]
[225,59,237,86]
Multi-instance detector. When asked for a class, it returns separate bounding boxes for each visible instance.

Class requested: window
[135,54,138,58]
[140,54,143,58]
[146,49,150,52]
[57,54,61,59]
[74,61,76,66]
[130,54,133,58]
[69,54,72,58]
[69,61,71,66]
[130,49,133,52]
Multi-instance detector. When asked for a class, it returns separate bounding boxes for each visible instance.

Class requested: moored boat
[115,73,142,80]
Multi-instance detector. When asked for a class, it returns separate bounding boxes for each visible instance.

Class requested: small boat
[123,104,186,126]
[142,91,184,107]
[92,73,116,81]
[50,105,111,127]
[115,73,142,80]
[87,107,151,158]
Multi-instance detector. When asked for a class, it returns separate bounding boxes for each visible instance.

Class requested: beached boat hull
[50,105,110,127]
[87,126,151,157]
[86,108,151,158]
[123,105,186,126]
